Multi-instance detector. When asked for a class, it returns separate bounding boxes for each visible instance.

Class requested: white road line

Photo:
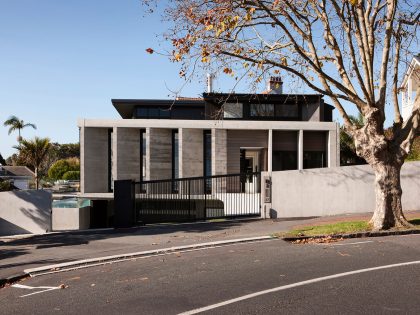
[326,240,374,246]
[12,283,61,298]
[178,260,420,315]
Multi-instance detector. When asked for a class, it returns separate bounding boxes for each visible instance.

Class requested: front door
[241,150,260,193]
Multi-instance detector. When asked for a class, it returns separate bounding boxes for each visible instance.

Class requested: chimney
[207,73,213,93]
[268,76,283,94]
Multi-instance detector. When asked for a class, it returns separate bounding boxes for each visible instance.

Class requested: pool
[52,198,91,208]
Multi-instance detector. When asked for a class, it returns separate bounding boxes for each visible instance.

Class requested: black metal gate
[132,172,261,224]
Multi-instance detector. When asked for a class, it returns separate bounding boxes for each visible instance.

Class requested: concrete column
[268,129,273,173]
[80,127,109,193]
[147,128,172,180]
[298,130,304,170]
[179,128,203,178]
[328,127,339,167]
[212,129,227,175]
[113,127,140,181]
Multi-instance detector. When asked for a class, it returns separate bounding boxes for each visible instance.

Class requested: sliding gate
[133,172,261,224]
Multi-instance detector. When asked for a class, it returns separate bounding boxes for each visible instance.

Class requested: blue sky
[0,0,210,158]
[1,1,406,159]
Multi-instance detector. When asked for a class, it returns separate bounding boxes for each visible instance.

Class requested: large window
[136,106,171,119]
[140,129,146,181]
[108,128,113,192]
[272,151,297,171]
[224,102,243,118]
[203,130,212,192]
[172,130,179,192]
[250,103,274,117]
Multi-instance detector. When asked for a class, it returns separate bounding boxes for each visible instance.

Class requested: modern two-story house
[79,77,339,196]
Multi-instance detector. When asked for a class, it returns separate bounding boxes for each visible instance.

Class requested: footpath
[1,211,419,285]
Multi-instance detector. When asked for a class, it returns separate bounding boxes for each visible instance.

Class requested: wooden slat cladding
[227,130,268,173]
[303,131,327,151]
[272,131,298,151]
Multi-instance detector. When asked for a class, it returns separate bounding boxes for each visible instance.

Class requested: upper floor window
[250,104,274,117]
[135,106,171,119]
[224,102,243,118]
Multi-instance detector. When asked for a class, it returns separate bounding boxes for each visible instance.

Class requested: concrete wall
[147,128,172,180]
[114,127,140,181]
[227,130,268,173]
[52,206,90,231]
[269,162,420,218]
[179,128,203,178]
[212,129,227,175]
[0,190,52,236]
[81,127,109,193]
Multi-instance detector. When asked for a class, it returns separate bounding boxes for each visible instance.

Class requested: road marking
[325,240,374,246]
[178,260,420,315]
[12,283,62,297]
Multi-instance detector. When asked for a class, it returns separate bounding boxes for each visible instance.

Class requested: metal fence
[133,172,261,224]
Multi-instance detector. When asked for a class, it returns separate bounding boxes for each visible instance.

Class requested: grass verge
[283,218,420,237]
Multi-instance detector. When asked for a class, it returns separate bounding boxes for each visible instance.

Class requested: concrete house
[401,55,420,121]
[79,77,339,199]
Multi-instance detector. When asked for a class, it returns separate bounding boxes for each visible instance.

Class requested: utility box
[264,176,271,203]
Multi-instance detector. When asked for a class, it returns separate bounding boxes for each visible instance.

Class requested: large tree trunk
[35,167,39,190]
[370,160,411,230]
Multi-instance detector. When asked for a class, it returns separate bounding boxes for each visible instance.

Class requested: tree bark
[35,167,39,190]
[370,161,411,230]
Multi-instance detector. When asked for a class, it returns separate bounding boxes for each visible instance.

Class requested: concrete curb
[282,228,420,242]
[0,273,29,288]
[23,235,276,277]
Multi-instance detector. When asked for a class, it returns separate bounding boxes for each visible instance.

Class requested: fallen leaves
[292,236,344,244]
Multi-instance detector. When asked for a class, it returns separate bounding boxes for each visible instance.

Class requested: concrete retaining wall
[0,190,52,235]
[52,206,90,231]
[269,161,420,218]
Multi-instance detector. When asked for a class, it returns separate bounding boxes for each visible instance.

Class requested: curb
[23,235,276,277]
[0,273,29,289]
[282,228,420,242]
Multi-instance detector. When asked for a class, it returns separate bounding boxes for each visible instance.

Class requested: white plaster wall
[270,162,420,218]
[0,190,52,235]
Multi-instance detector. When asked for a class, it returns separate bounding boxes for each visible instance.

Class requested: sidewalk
[1,211,419,283]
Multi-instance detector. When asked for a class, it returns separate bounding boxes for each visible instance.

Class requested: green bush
[0,179,12,191]
[62,171,80,180]
[48,158,79,180]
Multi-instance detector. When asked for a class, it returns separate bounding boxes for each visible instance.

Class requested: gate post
[114,179,135,228]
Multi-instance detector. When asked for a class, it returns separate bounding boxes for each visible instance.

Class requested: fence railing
[133,172,261,224]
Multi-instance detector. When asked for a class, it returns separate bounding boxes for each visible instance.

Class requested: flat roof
[112,99,205,119]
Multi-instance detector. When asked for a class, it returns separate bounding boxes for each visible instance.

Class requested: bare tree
[145,0,420,230]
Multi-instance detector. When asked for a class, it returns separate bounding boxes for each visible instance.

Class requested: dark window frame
[203,130,212,193]
[108,128,113,193]
[172,129,179,193]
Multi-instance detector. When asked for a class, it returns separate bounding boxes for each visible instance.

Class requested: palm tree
[4,115,37,142]
[14,137,51,189]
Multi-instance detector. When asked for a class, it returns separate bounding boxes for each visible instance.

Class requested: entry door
[244,150,260,193]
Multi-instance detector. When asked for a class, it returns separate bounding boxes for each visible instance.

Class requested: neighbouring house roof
[401,54,420,88]
[0,166,35,178]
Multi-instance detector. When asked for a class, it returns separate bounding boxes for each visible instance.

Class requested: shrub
[48,158,80,180]
[62,171,80,180]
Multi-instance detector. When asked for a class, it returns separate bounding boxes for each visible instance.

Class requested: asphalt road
[2,235,420,314]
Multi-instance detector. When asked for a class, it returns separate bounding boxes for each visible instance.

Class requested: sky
[0,1,409,159]
[0,0,212,158]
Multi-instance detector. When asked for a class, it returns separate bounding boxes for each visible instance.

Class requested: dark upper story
[112,77,334,122]
[112,95,334,122]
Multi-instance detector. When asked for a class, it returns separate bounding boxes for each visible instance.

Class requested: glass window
[275,105,298,118]
[140,129,146,182]
[303,151,326,169]
[250,104,274,117]
[136,107,148,117]
[172,130,179,192]
[203,130,212,192]
[148,108,159,118]
[224,102,243,118]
